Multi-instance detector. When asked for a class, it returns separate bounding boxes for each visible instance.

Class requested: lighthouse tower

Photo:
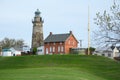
[31,9,44,49]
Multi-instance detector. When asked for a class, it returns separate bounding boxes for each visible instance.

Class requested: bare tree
[0,37,24,49]
[94,0,120,47]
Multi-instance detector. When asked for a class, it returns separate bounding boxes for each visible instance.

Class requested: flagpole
[88,6,90,55]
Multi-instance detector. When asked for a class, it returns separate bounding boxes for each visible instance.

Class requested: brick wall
[65,35,78,53]
[44,42,65,54]
[44,35,78,54]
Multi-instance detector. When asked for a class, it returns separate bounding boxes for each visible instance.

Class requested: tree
[32,47,37,55]
[0,37,24,49]
[85,47,95,55]
[94,0,120,47]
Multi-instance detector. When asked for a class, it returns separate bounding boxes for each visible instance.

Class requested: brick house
[44,31,78,54]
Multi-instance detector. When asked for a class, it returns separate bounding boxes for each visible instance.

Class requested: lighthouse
[31,9,44,49]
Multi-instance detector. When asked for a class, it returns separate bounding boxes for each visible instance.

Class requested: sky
[0,0,114,48]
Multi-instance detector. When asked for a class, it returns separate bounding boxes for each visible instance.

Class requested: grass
[0,55,120,80]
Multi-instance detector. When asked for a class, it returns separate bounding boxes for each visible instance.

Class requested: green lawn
[0,55,120,80]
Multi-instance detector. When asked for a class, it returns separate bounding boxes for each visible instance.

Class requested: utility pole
[88,6,90,55]
[79,40,82,48]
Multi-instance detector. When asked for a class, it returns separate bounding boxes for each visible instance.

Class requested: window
[58,46,60,52]
[53,43,56,45]
[73,41,74,45]
[38,49,42,52]
[53,47,55,52]
[108,53,111,57]
[69,40,70,44]
[102,54,105,56]
[46,48,48,54]
[61,46,64,52]
[50,46,52,53]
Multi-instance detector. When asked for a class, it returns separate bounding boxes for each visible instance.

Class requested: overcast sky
[0,0,114,48]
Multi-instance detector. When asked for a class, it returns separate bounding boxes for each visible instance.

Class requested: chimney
[50,32,52,35]
[69,31,72,34]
